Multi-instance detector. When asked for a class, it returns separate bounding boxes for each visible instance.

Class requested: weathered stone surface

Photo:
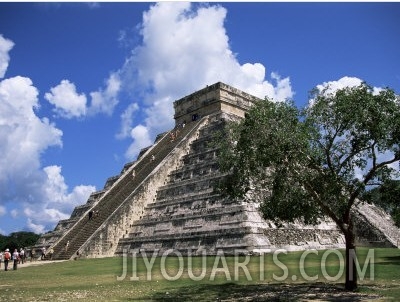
[36,82,399,259]
[353,202,400,247]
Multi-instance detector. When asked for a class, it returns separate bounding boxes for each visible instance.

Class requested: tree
[0,232,40,251]
[217,83,400,291]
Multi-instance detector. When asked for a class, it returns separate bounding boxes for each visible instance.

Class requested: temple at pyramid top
[173,82,261,126]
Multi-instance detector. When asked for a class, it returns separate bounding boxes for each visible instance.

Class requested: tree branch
[346,155,400,218]
[324,125,341,174]
[371,142,377,169]
[338,143,373,174]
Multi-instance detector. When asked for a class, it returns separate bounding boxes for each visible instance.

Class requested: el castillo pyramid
[35,82,400,260]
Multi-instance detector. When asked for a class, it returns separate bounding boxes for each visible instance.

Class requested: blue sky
[0,2,399,236]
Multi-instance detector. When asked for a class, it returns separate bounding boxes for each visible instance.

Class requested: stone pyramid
[35,82,399,260]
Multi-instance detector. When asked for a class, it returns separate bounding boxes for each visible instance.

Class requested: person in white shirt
[13,249,19,270]
[20,248,25,264]
[41,247,46,260]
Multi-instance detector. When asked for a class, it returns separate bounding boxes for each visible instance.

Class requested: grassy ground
[0,248,398,301]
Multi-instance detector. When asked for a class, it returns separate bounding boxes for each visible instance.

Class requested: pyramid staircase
[49,117,206,260]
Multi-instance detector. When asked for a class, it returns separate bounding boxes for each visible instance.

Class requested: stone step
[156,173,223,196]
[168,159,219,181]
[146,191,220,209]
[127,204,244,227]
[119,226,253,244]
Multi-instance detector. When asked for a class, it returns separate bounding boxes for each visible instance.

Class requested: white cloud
[118,2,294,159]
[0,205,6,216]
[0,35,14,78]
[308,76,364,107]
[143,97,175,137]
[116,102,139,139]
[87,2,100,9]
[43,165,95,210]
[10,209,18,218]
[312,76,387,103]
[89,72,121,116]
[271,72,293,102]
[22,165,96,229]
[0,42,96,234]
[17,165,96,234]
[315,76,363,95]
[27,219,46,235]
[44,73,121,120]
[0,76,62,186]
[125,124,153,159]
[45,79,87,119]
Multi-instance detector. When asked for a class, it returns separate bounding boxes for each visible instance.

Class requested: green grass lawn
[0,248,399,301]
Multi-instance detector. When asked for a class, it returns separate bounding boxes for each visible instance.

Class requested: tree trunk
[344,220,358,291]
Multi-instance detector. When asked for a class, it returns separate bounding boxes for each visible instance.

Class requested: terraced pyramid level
[35,82,400,259]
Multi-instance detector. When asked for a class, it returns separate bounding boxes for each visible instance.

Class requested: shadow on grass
[380,255,400,265]
[143,282,381,302]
